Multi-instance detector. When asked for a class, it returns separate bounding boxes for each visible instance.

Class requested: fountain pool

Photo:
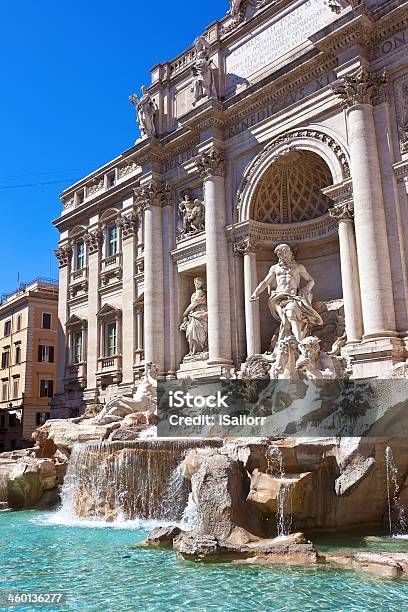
[1,511,408,611]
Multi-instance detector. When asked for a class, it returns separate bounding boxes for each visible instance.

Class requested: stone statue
[129,86,158,138]
[229,0,245,18]
[178,193,205,237]
[296,337,343,380]
[180,277,208,359]
[191,38,217,106]
[250,244,323,344]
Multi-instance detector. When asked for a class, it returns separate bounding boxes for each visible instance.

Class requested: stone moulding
[228,216,339,250]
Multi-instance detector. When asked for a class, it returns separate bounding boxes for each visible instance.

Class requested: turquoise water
[1,511,408,612]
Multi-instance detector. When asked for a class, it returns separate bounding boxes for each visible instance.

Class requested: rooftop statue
[191,36,217,106]
[129,86,158,138]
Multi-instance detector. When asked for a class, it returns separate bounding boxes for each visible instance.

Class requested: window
[1,381,8,402]
[16,315,22,331]
[73,331,83,364]
[106,322,117,357]
[14,343,21,365]
[40,379,54,398]
[107,225,118,257]
[1,350,10,369]
[75,241,85,270]
[12,377,19,400]
[42,313,52,329]
[36,412,49,426]
[9,413,17,427]
[4,320,11,337]
[107,171,116,188]
[38,345,54,363]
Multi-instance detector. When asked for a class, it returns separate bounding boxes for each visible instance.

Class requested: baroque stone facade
[53,0,408,414]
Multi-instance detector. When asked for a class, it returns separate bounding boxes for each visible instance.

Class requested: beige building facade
[53,0,408,416]
[0,279,58,450]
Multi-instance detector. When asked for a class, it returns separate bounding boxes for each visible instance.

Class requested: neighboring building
[0,279,58,450]
[53,0,408,417]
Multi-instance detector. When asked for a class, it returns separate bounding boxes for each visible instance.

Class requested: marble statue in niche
[129,86,158,138]
[250,243,323,343]
[178,193,205,238]
[180,277,209,360]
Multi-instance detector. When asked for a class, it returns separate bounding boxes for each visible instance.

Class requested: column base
[343,336,406,379]
[177,359,233,380]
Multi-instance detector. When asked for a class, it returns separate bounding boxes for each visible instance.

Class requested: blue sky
[0,0,225,295]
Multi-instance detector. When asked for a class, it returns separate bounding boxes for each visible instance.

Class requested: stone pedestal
[199,149,232,366]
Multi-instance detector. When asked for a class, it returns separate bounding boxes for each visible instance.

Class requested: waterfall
[266,446,293,537]
[385,446,407,537]
[57,439,220,524]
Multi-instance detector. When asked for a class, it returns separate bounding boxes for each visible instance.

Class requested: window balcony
[64,362,87,388]
[96,355,122,385]
[69,267,88,299]
[100,253,122,287]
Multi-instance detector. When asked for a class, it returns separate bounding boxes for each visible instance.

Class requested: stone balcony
[96,355,122,385]
[100,253,123,288]
[64,362,87,388]
[69,267,88,299]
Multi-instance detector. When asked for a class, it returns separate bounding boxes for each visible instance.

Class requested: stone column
[333,68,396,338]
[54,244,72,396]
[235,239,261,356]
[134,183,169,374]
[83,229,102,391]
[198,148,232,365]
[329,204,363,344]
[118,213,138,386]
[162,198,177,377]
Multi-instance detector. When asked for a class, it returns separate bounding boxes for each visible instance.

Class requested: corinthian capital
[117,213,139,239]
[332,68,388,108]
[84,228,103,254]
[55,244,72,268]
[197,148,226,178]
[233,238,258,256]
[329,203,354,223]
[133,182,172,214]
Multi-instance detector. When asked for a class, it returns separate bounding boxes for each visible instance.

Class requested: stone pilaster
[134,182,170,374]
[234,238,261,357]
[198,148,232,365]
[83,228,102,390]
[328,203,363,344]
[54,244,72,395]
[117,213,138,385]
[332,68,396,339]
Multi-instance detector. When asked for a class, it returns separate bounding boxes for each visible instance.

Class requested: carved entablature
[55,245,72,268]
[133,182,172,215]
[117,213,138,239]
[84,229,103,254]
[228,216,339,249]
[196,149,226,178]
[233,237,259,256]
[332,68,388,108]
[322,179,354,208]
